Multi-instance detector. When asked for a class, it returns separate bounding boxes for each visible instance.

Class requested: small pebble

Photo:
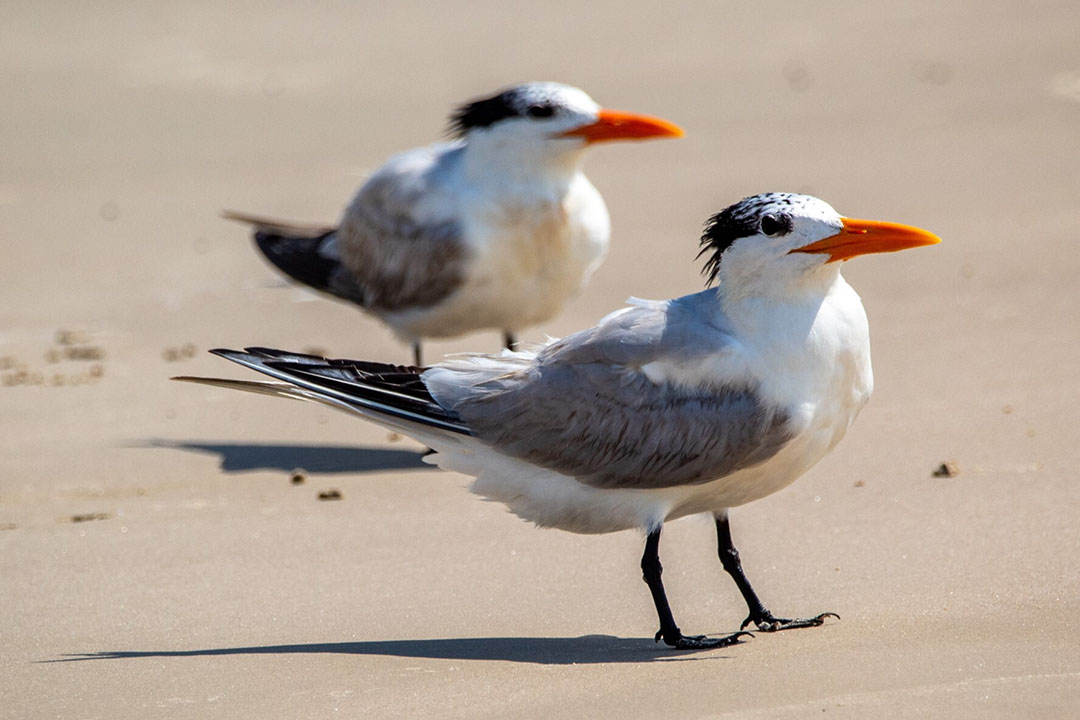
[290,470,307,485]
[317,490,343,501]
[932,461,959,478]
[70,512,111,523]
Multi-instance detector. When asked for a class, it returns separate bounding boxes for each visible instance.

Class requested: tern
[181,193,940,649]
[224,82,683,365]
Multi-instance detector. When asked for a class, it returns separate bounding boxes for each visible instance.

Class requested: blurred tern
[224,82,682,365]
[181,193,940,649]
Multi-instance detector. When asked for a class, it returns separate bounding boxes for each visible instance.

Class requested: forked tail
[222,211,367,305]
[174,347,470,440]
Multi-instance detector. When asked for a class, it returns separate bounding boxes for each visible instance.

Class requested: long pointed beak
[558,109,684,144]
[790,217,941,263]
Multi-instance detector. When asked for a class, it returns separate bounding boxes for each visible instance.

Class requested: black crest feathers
[697,193,799,284]
[698,204,760,285]
[448,90,520,137]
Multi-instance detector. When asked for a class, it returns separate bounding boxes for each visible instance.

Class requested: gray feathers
[336,144,468,312]
[454,363,791,489]
[434,292,794,489]
[199,293,798,492]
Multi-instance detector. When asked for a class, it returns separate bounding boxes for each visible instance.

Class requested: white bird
[224,82,683,365]
[181,193,940,649]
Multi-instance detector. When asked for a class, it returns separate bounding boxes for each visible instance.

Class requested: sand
[2,1,1079,717]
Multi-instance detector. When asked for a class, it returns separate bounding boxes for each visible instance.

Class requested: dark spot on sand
[932,461,959,478]
[70,512,111,523]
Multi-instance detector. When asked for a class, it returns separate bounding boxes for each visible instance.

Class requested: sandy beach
[2,1,1079,717]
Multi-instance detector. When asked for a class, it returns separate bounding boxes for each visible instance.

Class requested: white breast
[384,174,610,339]
[671,277,874,514]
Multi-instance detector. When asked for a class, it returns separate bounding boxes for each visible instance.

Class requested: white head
[699,193,940,301]
[449,82,682,174]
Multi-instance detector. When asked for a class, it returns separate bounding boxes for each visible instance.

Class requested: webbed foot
[741,611,839,632]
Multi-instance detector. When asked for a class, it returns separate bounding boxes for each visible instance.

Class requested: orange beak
[790,217,941,263]
[558,109,684,144]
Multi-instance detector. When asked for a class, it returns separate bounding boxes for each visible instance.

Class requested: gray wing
[427,292,795,489]
[337,143,468,312]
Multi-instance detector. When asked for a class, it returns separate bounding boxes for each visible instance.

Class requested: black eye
[760,213,792,237]
[526,103,555,118]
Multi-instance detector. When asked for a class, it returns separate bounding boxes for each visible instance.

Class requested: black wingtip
[254,230,337,289]
[244,346,329,361]
[252,230,369,306]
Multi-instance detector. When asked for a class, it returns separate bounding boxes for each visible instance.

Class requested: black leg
[503,331,517,351]
[714,512,838,632]
[642,527,751,650]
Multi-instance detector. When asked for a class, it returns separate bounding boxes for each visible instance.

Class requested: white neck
[461,134,586,194]
[716,262,842,338]
[712,270,872,410]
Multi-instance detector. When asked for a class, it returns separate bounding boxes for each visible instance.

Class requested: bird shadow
[137,439,433,474]
[46,635,739,666]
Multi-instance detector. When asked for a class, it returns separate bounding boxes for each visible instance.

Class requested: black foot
[741,611,839,632]
[655,629,753,650]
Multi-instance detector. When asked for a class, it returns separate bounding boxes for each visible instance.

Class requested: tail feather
[173,374,458,445]
[173,375,351,408]
[254,230,370,305]
[223,210,367,305]
[222,210,333,238]
[203,348,470,436]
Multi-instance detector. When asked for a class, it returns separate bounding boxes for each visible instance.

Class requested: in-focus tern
[225,82,683,365]
[182,193,940,649]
